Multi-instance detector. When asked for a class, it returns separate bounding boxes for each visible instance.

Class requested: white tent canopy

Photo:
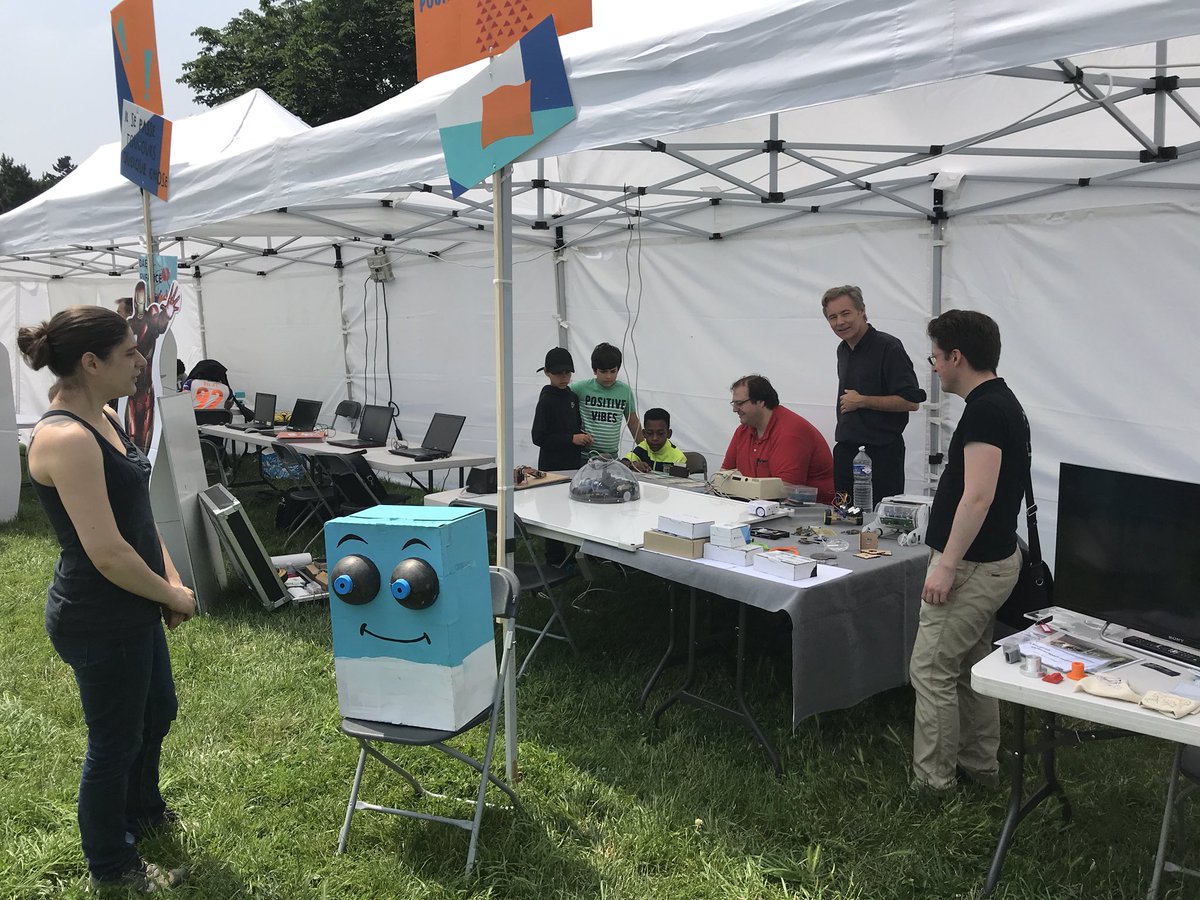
[4,0,1200,566]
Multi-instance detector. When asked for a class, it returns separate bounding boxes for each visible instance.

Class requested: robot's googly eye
[389,558,439,610]
[330,555,380,605]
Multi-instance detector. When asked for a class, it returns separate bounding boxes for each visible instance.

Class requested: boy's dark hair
[927,309,1001,373]
[729,374,780,409]
[643,407,670,428]
[591,342,622,371]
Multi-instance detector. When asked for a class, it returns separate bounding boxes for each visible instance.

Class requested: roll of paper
[271,552,313,570]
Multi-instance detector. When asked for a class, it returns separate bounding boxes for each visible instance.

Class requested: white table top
[198,424,493,474]
[973,647,1200,747]
[427,481,818,551]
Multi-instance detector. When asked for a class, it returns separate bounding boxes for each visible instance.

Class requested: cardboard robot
[325,505,495,731]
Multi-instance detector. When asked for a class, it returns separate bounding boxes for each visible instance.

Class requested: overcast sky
[2,0,259,174]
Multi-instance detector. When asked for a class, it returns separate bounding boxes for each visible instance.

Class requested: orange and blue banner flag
[416,0,591,82]
[436,16,576,197]
[111,0,163,116]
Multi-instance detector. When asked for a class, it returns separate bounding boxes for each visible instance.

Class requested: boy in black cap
[531,347,592,566]
[532,347,593,471]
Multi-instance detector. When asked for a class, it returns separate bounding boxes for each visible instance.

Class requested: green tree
[0,154,76,214]
[180,0,416,127]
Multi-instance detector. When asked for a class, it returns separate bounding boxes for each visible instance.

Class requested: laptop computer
[227,392,278,432]
[388,413,466,461]
[286,398,322,432]
[326,404,392,450]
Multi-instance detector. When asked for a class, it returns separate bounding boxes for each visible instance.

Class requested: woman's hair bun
[17,323,53,371]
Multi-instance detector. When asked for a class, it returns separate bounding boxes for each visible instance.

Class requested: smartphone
[749,526,789,540]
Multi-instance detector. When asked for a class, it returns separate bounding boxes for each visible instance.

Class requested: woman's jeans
[49,621,178,881]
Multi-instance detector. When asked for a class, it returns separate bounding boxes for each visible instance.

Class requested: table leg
[640,585,679,710]
[651,587,698,723]
[650,590,782,776]
[983,707,1072,896]
[1147,743,1185,900]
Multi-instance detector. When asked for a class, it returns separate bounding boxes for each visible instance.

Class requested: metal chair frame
[268,441,339,551]
[335,566,523,875]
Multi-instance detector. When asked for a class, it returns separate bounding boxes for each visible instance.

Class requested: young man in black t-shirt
[910,310,1027,793]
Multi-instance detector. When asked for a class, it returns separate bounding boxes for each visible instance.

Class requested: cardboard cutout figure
[325,506,496,731]
[123,277,180,456]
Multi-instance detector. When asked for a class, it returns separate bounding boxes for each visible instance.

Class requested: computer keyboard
[1122,634,1200,668]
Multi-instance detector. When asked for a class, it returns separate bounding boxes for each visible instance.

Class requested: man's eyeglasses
[927,355,938,366]
[730,398,752,409]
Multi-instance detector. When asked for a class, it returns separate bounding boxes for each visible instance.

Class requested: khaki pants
[910,547,1021,789]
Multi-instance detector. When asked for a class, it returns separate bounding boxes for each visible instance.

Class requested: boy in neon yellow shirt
[623,408,688,473]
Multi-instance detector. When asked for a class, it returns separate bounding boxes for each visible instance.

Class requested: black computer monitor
[357,404,393,442]
[422,413,466,453]
[1055,463,1200,649]
[252,392,276,425]
[289,398,322,431]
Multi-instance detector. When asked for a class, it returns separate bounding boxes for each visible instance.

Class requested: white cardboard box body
[656,514,713,540]
[703,543,763,566]
[710,522,751,548]
[752,550,818,580]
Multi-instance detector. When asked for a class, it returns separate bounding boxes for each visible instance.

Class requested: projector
[711,470,788,501]
[863,494,934,547]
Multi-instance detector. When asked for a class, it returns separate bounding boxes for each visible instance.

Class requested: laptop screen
[289,399,322,431]
[253,392,276,424]
[422,413,466,453]
[358,404,393,441]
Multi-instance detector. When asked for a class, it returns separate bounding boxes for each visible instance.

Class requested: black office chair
[269,442,339,550]
[332,400,363,435]
[336,566,522,875]
[1148,745,1200,899]
[684,451,708,479]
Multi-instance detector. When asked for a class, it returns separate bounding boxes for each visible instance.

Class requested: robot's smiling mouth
[359,624,431,644]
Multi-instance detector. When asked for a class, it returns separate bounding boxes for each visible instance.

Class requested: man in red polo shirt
[720,374,835,503]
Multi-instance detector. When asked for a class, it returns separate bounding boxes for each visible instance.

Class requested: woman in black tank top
[19,306,195,891]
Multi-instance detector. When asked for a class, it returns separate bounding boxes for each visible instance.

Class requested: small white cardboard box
[710,522,751,548]
[752,550,818,580]
[656,514,713,540]
[703,543,763,566]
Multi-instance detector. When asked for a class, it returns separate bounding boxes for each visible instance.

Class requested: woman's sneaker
[89,860,188,893]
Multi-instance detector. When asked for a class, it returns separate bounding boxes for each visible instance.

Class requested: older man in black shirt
[822,285,926,504]
[909,309,1027,794]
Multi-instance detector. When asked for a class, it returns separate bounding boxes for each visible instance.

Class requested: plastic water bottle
[852,446,873,512]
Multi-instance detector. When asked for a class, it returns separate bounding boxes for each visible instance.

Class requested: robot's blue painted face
[328,532,458,660]
[326,508,492,670]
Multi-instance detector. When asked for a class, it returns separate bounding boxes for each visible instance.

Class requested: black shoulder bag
[995,461,1054,631]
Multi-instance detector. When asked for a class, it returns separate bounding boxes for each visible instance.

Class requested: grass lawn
[0,474,1189,899]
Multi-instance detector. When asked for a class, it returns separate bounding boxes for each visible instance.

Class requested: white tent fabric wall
[198,269,346,416]
[562,221,933,480]
[944,200,1200,567]
[0,280,51,418]
[338,250,560,463]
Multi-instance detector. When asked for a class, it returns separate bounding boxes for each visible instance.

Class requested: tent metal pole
[554,226,568,348]
[493,165,518,785]
[334,245,353,402]
[927,198,946,496]
[193,272,208,360]
[1155,40,1168,148]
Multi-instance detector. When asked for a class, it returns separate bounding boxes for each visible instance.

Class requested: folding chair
[195,408,233,486]
[268,441,338,551]
[684,451,708,479]
[332,399,363,435]
[451,500,579,678]
[336,566,522,875]
[315,451,409,514]
[1148,744,1200,899]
